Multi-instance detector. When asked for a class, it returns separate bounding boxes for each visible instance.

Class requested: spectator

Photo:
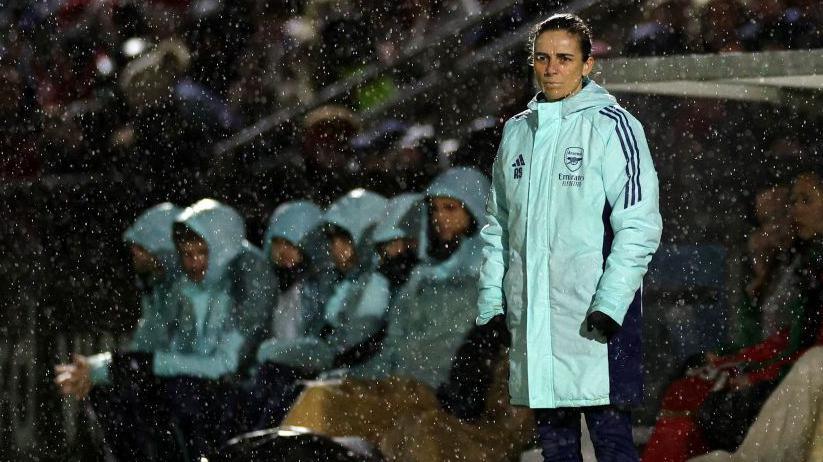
[301,105,363,205]
[54,203,183,461]
[245,200,327,429]
[623,0,691,56]
[0,64,40,177]
[741,0,819,50]
[367,0,432,65]
[463,0,526,49]
[700,0,747,53]
[739,185,797,343]
[390,123,443,193]
[355,119,409,195]
[227,1,315,122]
[313,12,397,108]
[157,199,271,459]
[34,26,100,110]
[450,116,503,177]
[689,170,823,461]
[644,173,823,460]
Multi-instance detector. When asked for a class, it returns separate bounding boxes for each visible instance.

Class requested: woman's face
[328,233,357,273]
[791,174,823,241]
[270,238,304,269]
[177,237,209,283]
[378,238,416,262]
[531,30,593,101]
[429,196,471,242]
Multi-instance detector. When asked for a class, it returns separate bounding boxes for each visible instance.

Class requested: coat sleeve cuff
[256,337,336,371]
[87,352,112,385]
[587,298,627,326]
[256,338,277,364]
[152,351,173,377]
[476,308,505,326]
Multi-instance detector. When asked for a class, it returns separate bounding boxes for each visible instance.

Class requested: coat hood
[371,193,423,245]
[322,189,388,247]
[122,202,182,274]
[526,77,617,117]
[424,167,490,224]
[263,200,324,258]
[175,199,247,286]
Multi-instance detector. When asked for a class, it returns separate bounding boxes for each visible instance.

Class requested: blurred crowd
[641,171,823,462]
[623,0,822,56]
[0,0,539,181]
[1,0,821,187]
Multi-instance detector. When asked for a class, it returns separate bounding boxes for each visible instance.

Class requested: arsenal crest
[564,147,584,172]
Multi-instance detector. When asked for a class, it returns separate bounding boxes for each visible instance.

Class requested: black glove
[318,322,336,340]
[487,314,511,348]
[332,321,388,368]
[586,311,620,339]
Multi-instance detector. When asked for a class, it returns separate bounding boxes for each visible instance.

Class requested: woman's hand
[54,354,92,400]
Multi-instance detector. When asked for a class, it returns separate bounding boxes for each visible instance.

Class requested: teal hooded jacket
[88,202,182,385]
[153,199,273,380]
[370,193,423,245]
[363,168,489,389]
[257,190,391,371]
[346,192,422,376]
[255,200,328,364]
[477,80,663,408]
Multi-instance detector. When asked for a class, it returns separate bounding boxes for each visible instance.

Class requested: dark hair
[173,223,204,246]
[529,13,593,62]
[323,224,352,241]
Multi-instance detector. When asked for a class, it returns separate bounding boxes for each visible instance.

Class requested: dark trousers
[163,377,238,461]
[247,362,306,430]
[535,406,638,462]
[89,383,178,461]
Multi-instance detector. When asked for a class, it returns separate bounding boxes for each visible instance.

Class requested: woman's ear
[582,56,594,76]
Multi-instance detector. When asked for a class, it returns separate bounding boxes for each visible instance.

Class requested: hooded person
[335,192,423,370]
[283,168,534,461]
[261,200,327,348]
[250,189,389,427]
[54,203,183,461]
[370,193,423,291]
[383,167,491,389]
[318,188,392,365]
[155,199,273,459]
[120,203,184,352]
[243,200,326,429]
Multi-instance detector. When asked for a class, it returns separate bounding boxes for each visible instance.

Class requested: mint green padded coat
[477,79,662,408]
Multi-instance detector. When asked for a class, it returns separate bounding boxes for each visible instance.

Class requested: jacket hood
[323,189,388,247]
[263,201,324,258]
[175,199,246,285]
[424,167,490,224]
[123,202,182,274]
[371,193,423,245]
[526,77,617,117]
